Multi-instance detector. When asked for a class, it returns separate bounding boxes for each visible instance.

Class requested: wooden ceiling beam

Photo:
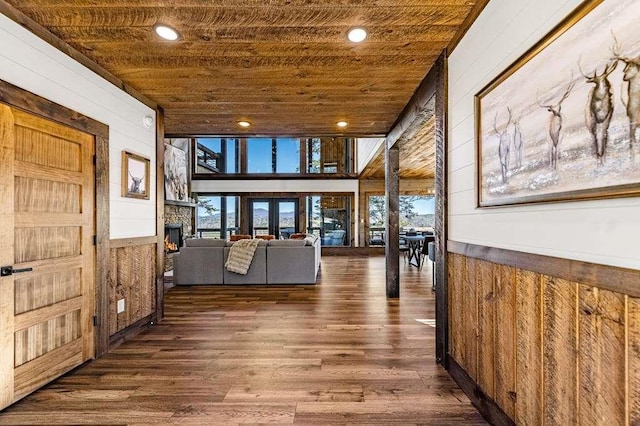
[386,60,439,149]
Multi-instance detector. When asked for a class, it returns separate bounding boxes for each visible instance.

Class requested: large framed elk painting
[476,0,640,207]
[164,142,189,202]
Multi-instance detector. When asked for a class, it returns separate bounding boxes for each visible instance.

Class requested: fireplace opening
[164,223,183,253]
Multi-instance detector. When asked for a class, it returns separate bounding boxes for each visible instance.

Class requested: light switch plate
[117,299,125,313]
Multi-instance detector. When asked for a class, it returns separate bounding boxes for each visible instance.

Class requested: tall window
[306,195,351,246]
[196,195,240,239]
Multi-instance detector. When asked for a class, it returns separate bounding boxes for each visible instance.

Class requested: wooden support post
[155,107,165,324]
[433,53,449,367]
[385,143,400,298]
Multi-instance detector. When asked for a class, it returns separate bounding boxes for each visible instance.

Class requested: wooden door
[0,104,95,409]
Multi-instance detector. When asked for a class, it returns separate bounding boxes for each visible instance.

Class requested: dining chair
[399,237,409,262]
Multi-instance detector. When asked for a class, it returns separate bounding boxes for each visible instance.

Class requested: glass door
[249,198,299,238]
[250,200,270,237]
[276,200,297,239]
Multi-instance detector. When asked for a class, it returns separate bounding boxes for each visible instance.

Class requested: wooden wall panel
[447,247,640,425]
[108,242,156,337]
[462,257,477,382]
[515,270,542,426]
[449,253,463,364]
[543,277,577,425]
[578,287,626,425]
[495,265,516,418]
[475,259,494,398]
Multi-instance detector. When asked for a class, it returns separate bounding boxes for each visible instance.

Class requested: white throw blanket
[225,239,260,275]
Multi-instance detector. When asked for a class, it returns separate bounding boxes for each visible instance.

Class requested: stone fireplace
[164,202,196,271]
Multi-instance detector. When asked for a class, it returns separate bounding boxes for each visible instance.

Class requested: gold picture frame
[122,151,150,199]
[475,0,640,207]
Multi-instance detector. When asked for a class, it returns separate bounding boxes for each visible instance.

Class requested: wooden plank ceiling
[6,0,479,136]
[360,115,436,179]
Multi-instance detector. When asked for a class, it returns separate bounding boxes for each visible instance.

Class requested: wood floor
[0,255,486,425]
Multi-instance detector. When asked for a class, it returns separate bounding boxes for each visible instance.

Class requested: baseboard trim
[109,315,153,349]
[447,355,515,426]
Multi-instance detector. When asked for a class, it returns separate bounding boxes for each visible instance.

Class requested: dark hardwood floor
[0,255,486,425]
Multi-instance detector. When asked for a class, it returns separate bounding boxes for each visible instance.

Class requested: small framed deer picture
[122,151,150,200]
[476,0,640,207]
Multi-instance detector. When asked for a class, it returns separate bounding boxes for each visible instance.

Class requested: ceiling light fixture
[337,121,348,128]
[347,27,367,43]
[238,121,251,128]
[154,24,180,41]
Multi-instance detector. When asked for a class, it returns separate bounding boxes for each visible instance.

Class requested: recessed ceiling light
[347,27,367,43]
[238,121,251,128]
[337,121,348,128]
[154,25,179,41]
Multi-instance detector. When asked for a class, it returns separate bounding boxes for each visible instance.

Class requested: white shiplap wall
[448,0,640,270]
[0,13,156,239]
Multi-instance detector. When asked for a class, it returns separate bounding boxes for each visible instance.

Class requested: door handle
[0,266,33,276]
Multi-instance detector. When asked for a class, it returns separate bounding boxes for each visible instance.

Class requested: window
[400,196,435,231]
[194,138,238,174]
[196,195,240,239]
[247,138,273,173]
[188,136,354,175]
[305,138,353,173]
[248,138,300,173]
[276,138,300,173]
[306,195,351,246]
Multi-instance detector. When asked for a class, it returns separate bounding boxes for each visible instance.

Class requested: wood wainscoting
[108,237,157,340]
[447,241,640,425]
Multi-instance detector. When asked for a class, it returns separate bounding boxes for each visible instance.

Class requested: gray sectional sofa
[173,234,321,285]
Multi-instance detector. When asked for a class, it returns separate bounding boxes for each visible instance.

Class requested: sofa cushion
[255,234,276,240]
[230,234,252,241]
[268,239,306,247]
[290,233,306,240]
[185,238,227,248]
